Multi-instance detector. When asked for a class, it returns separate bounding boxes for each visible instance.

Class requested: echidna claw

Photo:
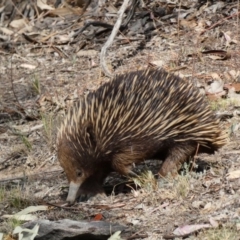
[78,192,107,202]
[128,170,139,178]
[78,194,89,202]
[88,193,107,202]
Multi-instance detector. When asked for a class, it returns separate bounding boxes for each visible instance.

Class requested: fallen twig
[0,168,62,182]
[200,11,240,35]
[100,0,130,77]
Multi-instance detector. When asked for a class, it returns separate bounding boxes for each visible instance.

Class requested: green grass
[31,75,41,95]
[11,128,32,151]
[41,112,54,147]
[20,135,32,151]
[7,218,24,231]
[0,185,29,210]
[0,185,30,233]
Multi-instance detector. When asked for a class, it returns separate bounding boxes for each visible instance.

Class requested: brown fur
[57,68,227,202]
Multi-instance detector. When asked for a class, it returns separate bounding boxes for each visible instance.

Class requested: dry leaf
[173,224,211,236]
[229,70,240,79]
[180,19,197,29]
[204,202,213,211]
[9,19,27,29]
[150,60,164,67]
[20,64,37,69]
[0,27,14,35]
[206,73,225,97]
[48,7,82,17]
[227,88,240,103]
[225,83,240,92]
[210,73,221,80]
[54,35,71,44]
[2,205,48,221]
[93,213,103,221]
[108,231,123,240]
[202,50,231,60]
[236,223,240,230]
[13,224,39,240]
[131,219,140,225]
[192,201,203,208]
[194,19,206,32]
[37,0,54,10]
[77,50,98,57]
[226,170,240,180]
[209,218,219,228]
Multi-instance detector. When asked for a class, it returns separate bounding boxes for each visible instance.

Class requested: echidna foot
[77,192,107,202]
[158,159,179,178]
[87,192,108,202]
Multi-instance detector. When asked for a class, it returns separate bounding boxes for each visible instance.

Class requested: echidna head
[58,139,111,203]
[57,142,93,203]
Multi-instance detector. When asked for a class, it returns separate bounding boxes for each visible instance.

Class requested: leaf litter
[0,0,240,239]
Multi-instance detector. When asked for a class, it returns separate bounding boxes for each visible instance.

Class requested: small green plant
[0,185,5,202]
[0,184,30,209]
[180,161,191,175]
[11,128,32,151]
[41,112,54,147]
[31,75,41,95]
[0,218,23,236]
[20,135,32,151]
[210,98,240,111]
[8,188,29,210]
[9,195,24,209]
[132,169,157,192]
[7,218,23,231]
[210,99,226,111]
[173,175,190,198]
[71,55,77,65]
[229,121,240,138]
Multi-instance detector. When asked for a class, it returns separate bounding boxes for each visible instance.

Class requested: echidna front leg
[158,142,197,177]
[112,153,138,177]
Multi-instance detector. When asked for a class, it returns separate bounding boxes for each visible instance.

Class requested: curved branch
[100,0,130,77]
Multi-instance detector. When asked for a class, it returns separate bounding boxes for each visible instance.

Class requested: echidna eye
[76,170,82,177]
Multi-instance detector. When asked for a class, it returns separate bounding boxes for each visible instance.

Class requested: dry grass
[129,165,193,203]
[210,98,240,111]
[0,185,31,211]
[31,74,41,95]
[198,225,239,240]
[0,185,31,233]
[41,112,54,147]
[1,218,24,235]
[131,169,157,192]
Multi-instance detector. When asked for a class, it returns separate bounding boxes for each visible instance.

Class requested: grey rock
[23,219,127,240]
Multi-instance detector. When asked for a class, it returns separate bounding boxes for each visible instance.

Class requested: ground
[0,0,240,239]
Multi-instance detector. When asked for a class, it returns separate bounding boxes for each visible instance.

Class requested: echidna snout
[67,182,81,203]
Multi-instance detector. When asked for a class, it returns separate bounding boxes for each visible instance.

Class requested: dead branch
[0,168,62,183]
[100,0,130,77]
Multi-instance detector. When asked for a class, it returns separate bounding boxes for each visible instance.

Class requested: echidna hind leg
[158,142,197,177]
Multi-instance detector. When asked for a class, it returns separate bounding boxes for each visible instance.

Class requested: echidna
[57,68,226,203]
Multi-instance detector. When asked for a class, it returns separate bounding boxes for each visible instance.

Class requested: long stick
[100,0,130,77]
